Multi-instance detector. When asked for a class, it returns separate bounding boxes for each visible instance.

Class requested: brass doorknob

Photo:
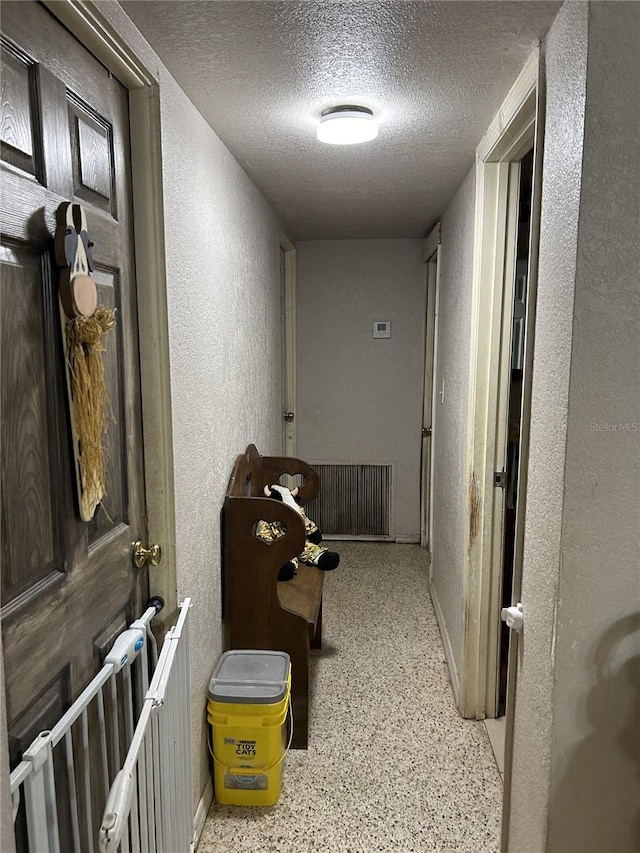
[132,540,162,569]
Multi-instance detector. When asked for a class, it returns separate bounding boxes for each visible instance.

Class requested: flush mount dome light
[317,105,378,145]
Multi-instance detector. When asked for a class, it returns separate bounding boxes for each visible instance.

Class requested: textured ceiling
[121,1,560,239]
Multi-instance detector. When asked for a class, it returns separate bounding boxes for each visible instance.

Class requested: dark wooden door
[1,0,148,783]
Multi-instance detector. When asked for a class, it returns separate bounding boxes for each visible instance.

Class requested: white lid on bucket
[208,650,290,704]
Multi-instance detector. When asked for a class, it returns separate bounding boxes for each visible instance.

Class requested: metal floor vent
[306,463,393,539]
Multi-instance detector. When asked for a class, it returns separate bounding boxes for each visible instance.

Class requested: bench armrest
[225,496,306,581]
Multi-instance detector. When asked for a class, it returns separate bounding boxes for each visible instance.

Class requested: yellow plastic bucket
[207,650,291,806]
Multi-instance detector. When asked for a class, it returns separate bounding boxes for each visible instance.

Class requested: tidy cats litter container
[207,649,291,806]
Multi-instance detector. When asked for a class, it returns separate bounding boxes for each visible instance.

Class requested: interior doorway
[459,50,540,727]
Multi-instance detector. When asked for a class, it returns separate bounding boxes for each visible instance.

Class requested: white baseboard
[192,777,214,851]
[429,580,460,706]
[395,534,420,544]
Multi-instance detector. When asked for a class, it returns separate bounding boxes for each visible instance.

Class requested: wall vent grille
[306,463,393,539]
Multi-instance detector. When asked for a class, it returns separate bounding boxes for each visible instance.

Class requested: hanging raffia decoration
[65,306,117,520]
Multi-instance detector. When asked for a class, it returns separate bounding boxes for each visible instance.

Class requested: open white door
[489,150,535,720]
[420,225,440,550]
[280,244,296,456]
[463,52,544,852]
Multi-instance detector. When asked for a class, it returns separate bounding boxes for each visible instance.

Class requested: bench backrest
[227,443,263,497]
[226,443,320,505]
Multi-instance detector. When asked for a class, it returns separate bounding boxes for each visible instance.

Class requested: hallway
[200,543,502,852]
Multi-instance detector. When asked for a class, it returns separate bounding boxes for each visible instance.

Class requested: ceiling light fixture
[317,105,378,145]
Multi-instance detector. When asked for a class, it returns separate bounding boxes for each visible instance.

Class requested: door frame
[280,238,297,457]
[459,49,540,720]
[41,0,177,623]
[420,223,440,552]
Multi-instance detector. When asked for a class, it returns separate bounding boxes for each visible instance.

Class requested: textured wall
[97,1,288,814]
[545,2,640,849]
[508,4,588,848]
[160,86,286,810]
[510,2,640,851]
[429,167,476,679]
[296,240,426,541]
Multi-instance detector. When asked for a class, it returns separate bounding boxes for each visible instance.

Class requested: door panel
[1,0,147,792]
[1,244,59,605]
[8,670,73,852]
[0,42,42,179]
[69,92,117,215]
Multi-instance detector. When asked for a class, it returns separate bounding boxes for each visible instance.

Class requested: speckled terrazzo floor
[199,542,502,852]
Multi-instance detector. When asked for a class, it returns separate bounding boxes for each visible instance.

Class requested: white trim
[423,222,441,262]
[396,535,420,544]
[430,580,460,706]
[476,50,538,163]
[428,250,441,574]
[42,0,154,88]
[324,535,394,543]
[42,2,178,620]
[192,777,214,850]
[460,49,538,720]
[129,87,178,620]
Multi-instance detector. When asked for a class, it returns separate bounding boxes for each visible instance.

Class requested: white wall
[161,87,286,812]
[509,2,640,851]
[429,168,476,686]
[98,1,289,816]
[296,240,426,541]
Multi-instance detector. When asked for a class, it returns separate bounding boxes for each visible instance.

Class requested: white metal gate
[9,599,193,853]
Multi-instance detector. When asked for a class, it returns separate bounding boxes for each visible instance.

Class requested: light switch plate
[373,320,391,338]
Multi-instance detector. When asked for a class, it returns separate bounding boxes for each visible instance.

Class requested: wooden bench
[223,444,324,749]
